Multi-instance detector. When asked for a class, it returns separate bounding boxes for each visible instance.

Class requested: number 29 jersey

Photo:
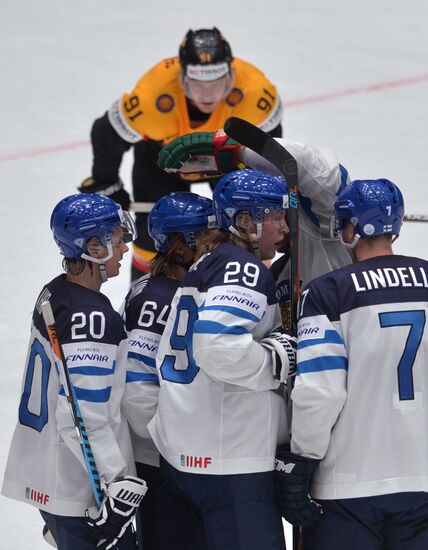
[292,254,428,499]
[148,243,288,475]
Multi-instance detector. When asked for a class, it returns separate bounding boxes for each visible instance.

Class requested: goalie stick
[40,300,104,509]
[224,117,300,335]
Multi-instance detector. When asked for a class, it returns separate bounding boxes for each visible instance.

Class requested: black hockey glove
[260,330,297,382]
[275,445,322,526]
[78,176,131,211]
[86,475,147,549]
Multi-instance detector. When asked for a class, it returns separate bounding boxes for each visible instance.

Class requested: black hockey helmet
[179,28,233,77]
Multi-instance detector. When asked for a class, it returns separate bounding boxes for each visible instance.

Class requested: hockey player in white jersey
[122,191,214,550]
[2,194,147,550]
[157,130,353,295]
[148,169,297,550]
[275,178,428,549]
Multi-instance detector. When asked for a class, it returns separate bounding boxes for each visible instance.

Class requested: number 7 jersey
[292,254,428,500]
[148,243,289,475]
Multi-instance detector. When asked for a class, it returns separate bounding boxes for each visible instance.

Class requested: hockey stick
[224,117,302,550]
[403,214,428,222]
[40,300,104,508]
[130,201,155,213]
[224,117,300,334]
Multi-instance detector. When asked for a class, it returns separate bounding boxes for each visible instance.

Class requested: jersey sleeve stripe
[126,371,159,385]
[127,351,156,368]
[68,365,116,376]
[194,320,249,335]
[199,304,261,323]
[59,385,112,403]
[297,355,348,374]
[298,330,345,350]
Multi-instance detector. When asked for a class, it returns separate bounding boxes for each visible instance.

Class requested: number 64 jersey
[292,254,428,500]
[148,243,289,475]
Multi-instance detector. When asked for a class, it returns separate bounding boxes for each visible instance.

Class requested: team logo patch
[156,94,175,113]
[226,87,244,106]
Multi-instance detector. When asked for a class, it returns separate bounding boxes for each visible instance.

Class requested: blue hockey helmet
[148,192,216,252]
[51,193,137,259]
[213,169,288,231]
[333,179,404,238]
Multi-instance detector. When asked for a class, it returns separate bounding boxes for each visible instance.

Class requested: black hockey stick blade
[224,117,300,333]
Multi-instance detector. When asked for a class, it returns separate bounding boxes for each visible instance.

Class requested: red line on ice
[1,73,428,162]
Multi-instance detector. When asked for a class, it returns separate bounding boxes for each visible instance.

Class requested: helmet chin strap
[229,221,262,260]
[80,242,113,283]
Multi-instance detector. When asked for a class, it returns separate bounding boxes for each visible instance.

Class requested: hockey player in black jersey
[276,178,428,550]
[121,191,214,550]
[2,194,146,550]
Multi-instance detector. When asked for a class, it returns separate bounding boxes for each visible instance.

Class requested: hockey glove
[157,130,246,182]
[86,475,147,550]
[275,445,322,526]
[260,330,297,382]
[78,176,131,211]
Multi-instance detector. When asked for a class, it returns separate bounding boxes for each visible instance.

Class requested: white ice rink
[1,1,427,547]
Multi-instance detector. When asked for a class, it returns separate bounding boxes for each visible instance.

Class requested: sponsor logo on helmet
[363,223,375,235]
[156,94,175,113]
[186,62,229,81]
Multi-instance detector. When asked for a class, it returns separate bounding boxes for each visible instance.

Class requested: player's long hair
[194,214,254,261]
[150,233,193,277]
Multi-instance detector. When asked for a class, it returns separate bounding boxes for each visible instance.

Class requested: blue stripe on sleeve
[194,320,249,335]
[199,304,261,323]
[298,355,348,374]
[298,330,344,350]
[126,371,159,385]
[336,164,349,196]
[68,363,116,376]
[127,351,156,368]
[59,385,112,403]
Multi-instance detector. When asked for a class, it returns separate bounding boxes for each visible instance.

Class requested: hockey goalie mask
[331,179,404,247]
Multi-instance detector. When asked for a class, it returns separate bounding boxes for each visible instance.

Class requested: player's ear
[86,238,103,259]
[342,221,356,244]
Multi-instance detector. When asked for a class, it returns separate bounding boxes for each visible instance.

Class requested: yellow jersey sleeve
[108,57,186,143]
[226,58,283,132]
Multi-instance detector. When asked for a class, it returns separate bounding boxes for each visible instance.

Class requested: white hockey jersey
[121,273,181,467]
[148,243,290,475]
[2,275,134,516]
[292,254,428,499]
[243,138,353,311]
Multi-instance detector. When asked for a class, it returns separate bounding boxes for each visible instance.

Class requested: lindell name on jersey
[351,266,428,292]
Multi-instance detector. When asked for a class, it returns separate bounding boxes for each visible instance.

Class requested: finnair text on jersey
[65,353,108,362]
[213,294,260,310]
[128,340,158,352]
[350,266,428,292]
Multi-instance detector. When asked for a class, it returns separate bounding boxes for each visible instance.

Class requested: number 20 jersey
[1,275,134,516]
[292,254,428,499]
[148,243,288,475]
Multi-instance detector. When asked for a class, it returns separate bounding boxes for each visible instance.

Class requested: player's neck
[354,238,394,262]
[66,266,102,292]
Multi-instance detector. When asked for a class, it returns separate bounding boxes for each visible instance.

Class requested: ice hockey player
[276,178,428,549]
[79,27,283,280]
[1,194,147,550]
[122,191,215,549]
[147,169,297,550]
[157,129,353,323]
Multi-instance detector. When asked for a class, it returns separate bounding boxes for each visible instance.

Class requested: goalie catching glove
[260,330,297,382]
[78,176,131,211]
[86,475,147,549]
[157,130,246,182]
[275,445,322,526]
